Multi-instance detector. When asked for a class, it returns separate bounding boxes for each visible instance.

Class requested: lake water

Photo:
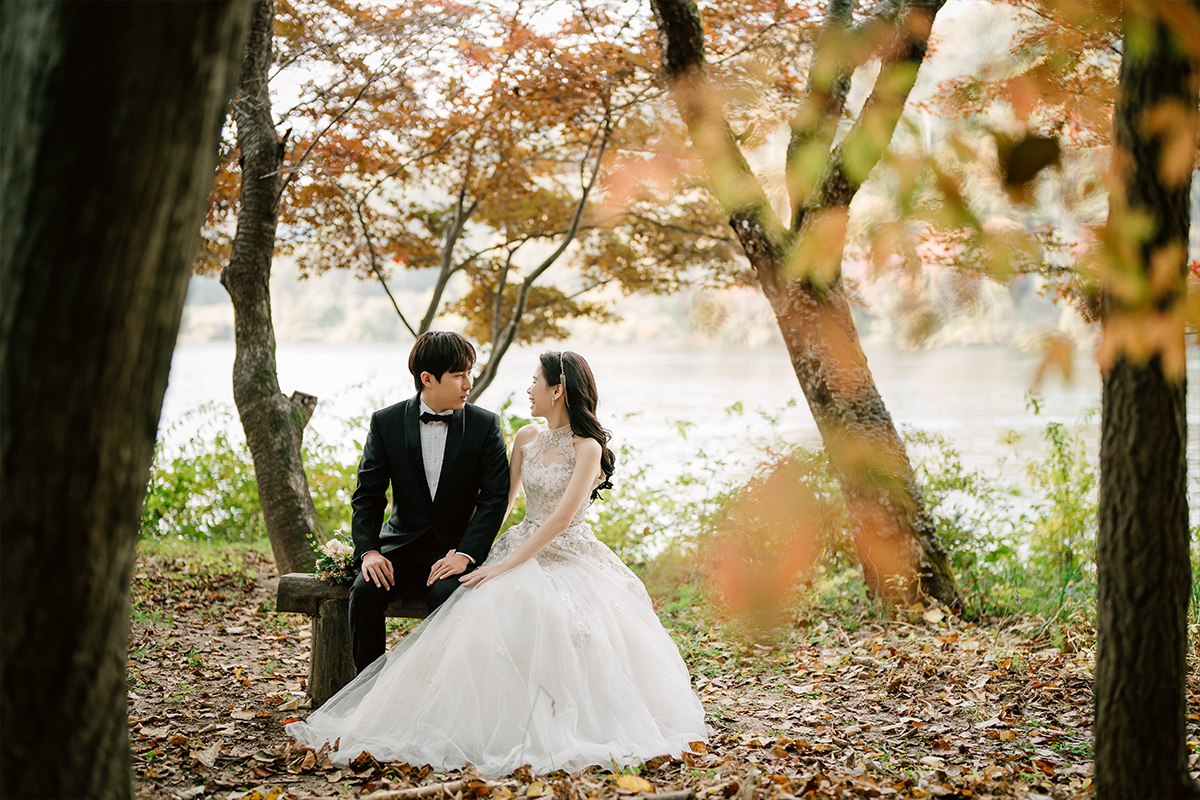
[161,342,1200,501]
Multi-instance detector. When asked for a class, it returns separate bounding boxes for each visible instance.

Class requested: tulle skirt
[285,550,707,777]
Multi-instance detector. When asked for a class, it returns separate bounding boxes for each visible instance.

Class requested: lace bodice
[519,425,593,527]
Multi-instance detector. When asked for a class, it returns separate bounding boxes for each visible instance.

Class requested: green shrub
[141,405,266,543]
[906,393,1099,624]
[141,403,357,545]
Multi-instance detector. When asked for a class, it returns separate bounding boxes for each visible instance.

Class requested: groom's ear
[420,371,436,388]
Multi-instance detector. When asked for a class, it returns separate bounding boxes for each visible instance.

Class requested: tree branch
[470,114,615,400]
[625,212,737,242]
[420,170,480,334]
[355,200,417,338]
[786,0,855,230]
[349,138,460,339]
[814,0,947,212]
[650,0,785,262]
[491,245,519,346]
[281,64,386,191]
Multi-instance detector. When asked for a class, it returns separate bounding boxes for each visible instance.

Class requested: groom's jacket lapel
[433,408,465,507]
[403,396,432,506]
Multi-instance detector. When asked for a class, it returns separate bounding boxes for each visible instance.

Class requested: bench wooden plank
[276,573,429,708]
[276,573,431,618]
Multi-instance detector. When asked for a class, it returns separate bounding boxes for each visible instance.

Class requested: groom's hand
[428,550,471,586]
[361,551,395,590]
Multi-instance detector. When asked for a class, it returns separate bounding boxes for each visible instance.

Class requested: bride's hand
[458,561,512,588]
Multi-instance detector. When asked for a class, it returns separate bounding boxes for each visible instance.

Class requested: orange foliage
[200,0,752,360]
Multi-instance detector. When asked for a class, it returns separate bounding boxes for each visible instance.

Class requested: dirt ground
[126,550,1200,800]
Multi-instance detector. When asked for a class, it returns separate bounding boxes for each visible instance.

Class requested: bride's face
[527,365,560,418]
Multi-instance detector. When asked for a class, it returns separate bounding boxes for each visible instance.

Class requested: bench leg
[308,598,356,709]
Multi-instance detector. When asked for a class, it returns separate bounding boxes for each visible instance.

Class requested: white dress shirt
[416,399,473,564]
[418,398,452,500]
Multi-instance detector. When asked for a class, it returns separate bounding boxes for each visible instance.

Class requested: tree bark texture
[220,0,320,576]
[760,259,959,607]
[1093,3,1200,797]
[650,0,958,606]
[0,3,250,798]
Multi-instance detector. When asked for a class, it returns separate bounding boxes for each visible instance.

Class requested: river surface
[162,342,1200,501]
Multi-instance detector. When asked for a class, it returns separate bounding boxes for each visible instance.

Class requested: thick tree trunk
[651,0,958,606]
[220,0,320,576]
[1093,3,1200,797]
[0,3,249,798]
[760,265,958,605]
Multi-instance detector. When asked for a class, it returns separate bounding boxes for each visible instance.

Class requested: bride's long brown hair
[540,350,614,500]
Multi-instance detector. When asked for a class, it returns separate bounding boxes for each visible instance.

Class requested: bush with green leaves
[141,404,357,545]
[631,397,1107,629]
[910,394,1100,624]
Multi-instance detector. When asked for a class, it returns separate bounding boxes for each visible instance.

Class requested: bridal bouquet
[315,535,356,584]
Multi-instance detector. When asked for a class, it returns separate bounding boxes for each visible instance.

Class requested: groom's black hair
[409,331,476,392]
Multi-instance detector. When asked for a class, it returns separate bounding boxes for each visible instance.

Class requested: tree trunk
[1093,3,1200,797]
[760,262,959,606]
[650,0,958,606]
[220,0,320,576]
[0,3,249,798]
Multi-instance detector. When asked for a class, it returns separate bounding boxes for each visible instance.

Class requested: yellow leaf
[492,788,514,800]
[615,774,653,793]
[526,781,547,797]
[231,709,254,720]
[241,789,284,800]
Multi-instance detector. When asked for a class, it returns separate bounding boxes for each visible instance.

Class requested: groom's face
[422,369,472,413]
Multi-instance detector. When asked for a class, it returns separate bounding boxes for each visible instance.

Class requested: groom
[348,331,510,672]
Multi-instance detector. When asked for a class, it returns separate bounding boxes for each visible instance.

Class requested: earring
[551,395,555,408]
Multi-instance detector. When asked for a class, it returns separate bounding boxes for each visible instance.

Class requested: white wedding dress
[286,424,707,776]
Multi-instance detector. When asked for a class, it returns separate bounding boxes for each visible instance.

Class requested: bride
[286,351,707,776]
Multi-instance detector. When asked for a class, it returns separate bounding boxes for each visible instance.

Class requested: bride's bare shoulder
[572,437,601,459]
[513,423,540,446]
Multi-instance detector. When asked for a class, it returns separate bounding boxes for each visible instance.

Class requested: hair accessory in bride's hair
[558,351,567,385]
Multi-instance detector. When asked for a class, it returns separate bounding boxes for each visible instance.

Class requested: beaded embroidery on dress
[286,425,706,777]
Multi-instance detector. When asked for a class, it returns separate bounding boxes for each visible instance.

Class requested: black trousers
[348,531,464,673]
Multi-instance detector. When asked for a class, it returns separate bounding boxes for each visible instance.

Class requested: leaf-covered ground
[127,550,1197,800]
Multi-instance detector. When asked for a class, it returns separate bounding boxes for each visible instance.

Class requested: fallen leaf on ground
[191,741,220,769]
[615,775,654,793]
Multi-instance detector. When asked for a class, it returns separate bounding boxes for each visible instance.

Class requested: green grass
[137,536,272,564]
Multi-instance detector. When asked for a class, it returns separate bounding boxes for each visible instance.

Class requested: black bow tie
[420,412,451,424]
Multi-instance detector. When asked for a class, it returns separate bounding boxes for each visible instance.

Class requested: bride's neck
[543,408,570,431]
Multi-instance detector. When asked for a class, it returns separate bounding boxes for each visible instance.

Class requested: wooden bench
[276,573,429,708]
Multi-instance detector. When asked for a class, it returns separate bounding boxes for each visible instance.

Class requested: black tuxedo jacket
[350,395,510,569]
